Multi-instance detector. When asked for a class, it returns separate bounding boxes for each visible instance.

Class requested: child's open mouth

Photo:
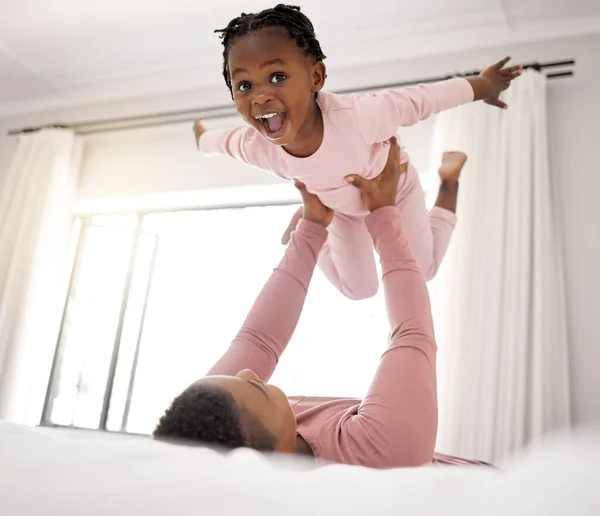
[255,112,287,140]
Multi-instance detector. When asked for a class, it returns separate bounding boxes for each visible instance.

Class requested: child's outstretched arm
[466,57,523,109]
[193,118,207,149]
[354,57,522,145]
[194,118,289,183]
[193,117,255,163]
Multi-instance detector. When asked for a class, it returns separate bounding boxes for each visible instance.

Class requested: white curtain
[0,128,82,425]
[429,71,570,462]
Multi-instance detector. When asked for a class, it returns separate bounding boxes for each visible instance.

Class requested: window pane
[105,233,158,431]
[49,204,396,435]
[125,206,300,433]
[123,206,388,434]
[270,270,387,398]
[48,222,135,428]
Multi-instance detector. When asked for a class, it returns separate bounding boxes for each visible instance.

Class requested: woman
[154,138,475,468]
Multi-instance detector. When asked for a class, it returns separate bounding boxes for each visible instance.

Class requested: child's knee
[340,282,379,301]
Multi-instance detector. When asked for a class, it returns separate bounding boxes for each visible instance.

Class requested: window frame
[41,196,301,432]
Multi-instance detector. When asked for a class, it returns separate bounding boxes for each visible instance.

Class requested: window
[43,202,390,435]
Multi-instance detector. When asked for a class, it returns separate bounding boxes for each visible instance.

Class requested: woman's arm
[342,138,437,468]
[207,181,333,382]
[207,220,327,382]
[344,207,438,467]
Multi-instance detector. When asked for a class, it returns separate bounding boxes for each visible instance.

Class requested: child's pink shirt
[199,78,474,217]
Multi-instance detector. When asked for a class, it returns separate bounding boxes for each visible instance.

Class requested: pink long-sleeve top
[199,78,474,217]
[207,207,438,468]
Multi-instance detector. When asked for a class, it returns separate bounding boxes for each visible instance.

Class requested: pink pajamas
[199,78,474,298]
[317,164,458,298]
[207,207,490,468]
[208,208,439,467]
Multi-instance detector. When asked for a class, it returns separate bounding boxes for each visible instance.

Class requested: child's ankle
[439,179,459,192]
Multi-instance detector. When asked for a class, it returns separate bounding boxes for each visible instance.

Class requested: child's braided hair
[215,4,327,96]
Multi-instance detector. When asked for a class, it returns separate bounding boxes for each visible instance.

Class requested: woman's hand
[281,206,304,245]
[294,181,333,228]
[344,136,407,212]
[282,137,403,243]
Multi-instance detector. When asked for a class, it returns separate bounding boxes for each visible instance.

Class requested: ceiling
[1,0,599,116]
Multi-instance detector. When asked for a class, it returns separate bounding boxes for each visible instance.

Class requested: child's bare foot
[438,151,468,182]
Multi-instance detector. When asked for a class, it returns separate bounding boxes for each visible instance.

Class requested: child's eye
[270,73,287,84]
[237,81,252,92]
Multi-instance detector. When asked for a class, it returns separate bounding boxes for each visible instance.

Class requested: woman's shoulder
[291,396,360,419]
[291,396,362,465]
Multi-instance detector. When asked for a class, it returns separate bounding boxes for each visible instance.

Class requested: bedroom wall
[548,83,600,426]
[0,127,18,186]
[0,33,598,426]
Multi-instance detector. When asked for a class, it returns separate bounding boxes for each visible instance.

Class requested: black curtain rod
[8,59,575,136]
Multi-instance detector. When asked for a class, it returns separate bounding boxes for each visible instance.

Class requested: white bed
[1,422,599,515]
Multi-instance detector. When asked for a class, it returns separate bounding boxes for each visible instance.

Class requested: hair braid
[215,4,326,96]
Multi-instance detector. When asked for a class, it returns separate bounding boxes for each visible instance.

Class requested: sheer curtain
[429,71,570,462]
[0,128,82,425]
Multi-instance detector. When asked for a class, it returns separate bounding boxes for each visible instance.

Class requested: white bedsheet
[1,422,599,515]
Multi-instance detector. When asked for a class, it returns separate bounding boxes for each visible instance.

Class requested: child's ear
[311,62,326,93]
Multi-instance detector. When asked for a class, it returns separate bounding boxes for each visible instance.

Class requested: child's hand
[193,118,206,149]
[293,181,334,229]
[470,57,523,109]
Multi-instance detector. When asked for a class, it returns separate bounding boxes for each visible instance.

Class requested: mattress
[1,422,598,515]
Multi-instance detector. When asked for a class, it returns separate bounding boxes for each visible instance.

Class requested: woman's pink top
[207,207,438,468]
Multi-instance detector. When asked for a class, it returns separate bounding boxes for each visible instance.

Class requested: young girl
[194,4,522,300]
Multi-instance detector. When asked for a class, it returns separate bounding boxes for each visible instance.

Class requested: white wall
[0,33,599,426]
[77,117,287,208]
[0,127,18,188]
[549,84,600,426]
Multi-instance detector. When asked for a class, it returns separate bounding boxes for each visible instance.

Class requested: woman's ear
[311,61,326,93]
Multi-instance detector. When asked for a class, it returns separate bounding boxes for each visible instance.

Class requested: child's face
[227,28,325,146]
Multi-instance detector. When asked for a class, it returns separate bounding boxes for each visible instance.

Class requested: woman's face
[195,369,297,452]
